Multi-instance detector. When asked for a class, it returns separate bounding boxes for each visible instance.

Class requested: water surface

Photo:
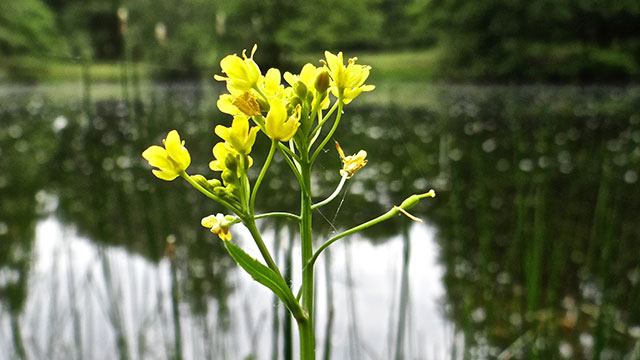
[0,82,639,359]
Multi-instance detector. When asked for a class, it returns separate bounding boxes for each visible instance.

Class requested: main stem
[299,151,315,360]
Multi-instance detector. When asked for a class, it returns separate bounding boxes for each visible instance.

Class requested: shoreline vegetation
[3,46,639,84]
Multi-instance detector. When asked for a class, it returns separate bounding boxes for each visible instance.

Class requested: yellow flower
[201,213,235,241]
[215,115,260,154]
[323,51,375,104]
[335,141,367,178]
[214,44,261,93]
[265,98,301,142]
[284,63,329,108]
[142,130,191,181]
[209,142,253,172]
[217,91,263,117]
[284,63,319,89]
[217,94,242,116]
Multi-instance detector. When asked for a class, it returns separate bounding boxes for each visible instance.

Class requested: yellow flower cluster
[143,45,375,242]
[213,45,374,143]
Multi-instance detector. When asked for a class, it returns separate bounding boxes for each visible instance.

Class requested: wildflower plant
[142,45,435,359]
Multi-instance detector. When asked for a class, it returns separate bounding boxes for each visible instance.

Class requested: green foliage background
[1,0,639,80]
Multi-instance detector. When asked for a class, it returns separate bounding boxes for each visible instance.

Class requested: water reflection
[1,83,639,359]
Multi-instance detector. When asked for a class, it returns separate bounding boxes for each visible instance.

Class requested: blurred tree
[408,0,640,80]
[122,0,220,77]
[0,0,64,55]
[274,0,384,54]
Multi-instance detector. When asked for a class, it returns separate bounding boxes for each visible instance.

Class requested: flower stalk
[140,46,433,360]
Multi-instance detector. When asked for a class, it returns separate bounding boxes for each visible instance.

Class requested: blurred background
[1,0,639,359]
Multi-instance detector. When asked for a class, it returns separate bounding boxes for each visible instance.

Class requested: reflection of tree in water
[418,87,640,358]
[0,95,59,358]
[47,86,238,322]
[3,84,639,358]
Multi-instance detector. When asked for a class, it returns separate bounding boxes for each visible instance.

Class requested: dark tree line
[2,0,639,80]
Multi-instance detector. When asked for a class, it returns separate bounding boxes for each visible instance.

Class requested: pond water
[0,81,639,359]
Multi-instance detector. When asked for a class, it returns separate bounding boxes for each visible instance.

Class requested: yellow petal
[217,94,241,115]
[142,145,171,169]
[299,63,319,86]
[152,169,179,181]
[201,215,218,228]
[264,68,281,95]
[163,130,190,170]
[215,124,231,142]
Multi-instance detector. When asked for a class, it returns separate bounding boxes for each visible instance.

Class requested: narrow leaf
[225,241,299,315]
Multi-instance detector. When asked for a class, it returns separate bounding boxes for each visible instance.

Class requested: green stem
[299,153,316,359]
[309,101,340,147]
[307,206,406,271]
[255,212,301,221]
[180,172,244,216]
[250,140,277,214]
[244,218,286,282]
[311,173,348,210]
[311,97,344,164]
[278,146,306,193]
[298,318,315,360]
[278,142,301,163]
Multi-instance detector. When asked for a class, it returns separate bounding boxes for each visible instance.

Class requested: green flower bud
[213,186,227,196]
[399,190,436,210]
[191,174,210,190]
[294,80,307,98]
[224,153,237,171]
[207,179,222,188]
[222,169,237,184]
[289,96,302,109]
[314,70,330,93]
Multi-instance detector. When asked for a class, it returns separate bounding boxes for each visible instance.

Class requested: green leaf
[224,241,302,317]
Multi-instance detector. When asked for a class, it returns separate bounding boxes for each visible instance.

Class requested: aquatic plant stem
[298,317,315,360]
[299,151,316,359]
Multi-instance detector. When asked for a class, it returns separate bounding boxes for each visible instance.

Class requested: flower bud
[224,153,237,171]
[399,190,436,210]
[289,96,302,109]
[208,179,222,188]
[294,80,307,98]
[191,174,210,190]
[222,169,237,184]
[213,186,227,196]
[314,70,330,93]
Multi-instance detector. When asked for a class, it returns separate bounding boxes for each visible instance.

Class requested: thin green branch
[255,212,300,221]
[279,142,301,163]
[309,101,340,148]
[311,173,348,210]
[311,97,344,164]
[250,140,277,214]
[278,145,307,193]
[305,190,436,272]
[180,172,244,216]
